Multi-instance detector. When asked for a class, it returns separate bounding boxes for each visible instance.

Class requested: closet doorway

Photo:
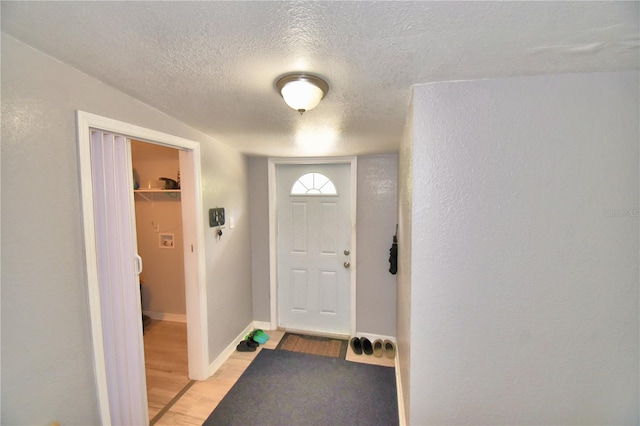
[77,111,208,425]
[131,141,190,420]
[132,141,186,324]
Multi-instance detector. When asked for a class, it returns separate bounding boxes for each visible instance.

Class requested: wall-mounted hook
[215,225,225,240]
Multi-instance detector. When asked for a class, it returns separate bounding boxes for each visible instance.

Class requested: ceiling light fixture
[276,73,329,115]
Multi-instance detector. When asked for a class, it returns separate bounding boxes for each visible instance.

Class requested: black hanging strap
[389,225,398,275]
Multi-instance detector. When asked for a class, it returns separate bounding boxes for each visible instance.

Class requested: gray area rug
[203,348,398,426]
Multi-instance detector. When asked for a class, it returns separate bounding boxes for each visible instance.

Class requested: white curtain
[90,130,147,425]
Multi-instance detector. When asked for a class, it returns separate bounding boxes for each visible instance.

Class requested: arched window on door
[290,172,337,195]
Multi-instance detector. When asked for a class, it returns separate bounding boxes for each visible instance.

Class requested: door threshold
[279,327,350,340]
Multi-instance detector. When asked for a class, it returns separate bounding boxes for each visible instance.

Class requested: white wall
[397,96,414,420]
[1,34,252,424]
[248,157,271,321]
[403,71,639,424]
[356,155,398,337]
[201,143,252,359]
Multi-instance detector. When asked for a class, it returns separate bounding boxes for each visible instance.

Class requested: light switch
[229,216,235,229]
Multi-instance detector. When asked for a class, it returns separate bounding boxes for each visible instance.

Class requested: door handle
[344,261,350,268]
[134,254,143,275]
[344,249,350,256]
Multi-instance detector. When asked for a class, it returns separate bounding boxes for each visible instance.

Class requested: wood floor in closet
[143,320,190,420]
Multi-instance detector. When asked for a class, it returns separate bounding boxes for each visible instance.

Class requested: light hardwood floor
[145,321,395,425]
[143,320,190,421]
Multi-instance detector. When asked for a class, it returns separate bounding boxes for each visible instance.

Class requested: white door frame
[268,157,357,337]
[77,111,209,424]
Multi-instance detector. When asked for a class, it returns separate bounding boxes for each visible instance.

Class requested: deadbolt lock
[344,249,350,256]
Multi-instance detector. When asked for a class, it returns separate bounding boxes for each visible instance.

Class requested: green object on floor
[251,329,269,344]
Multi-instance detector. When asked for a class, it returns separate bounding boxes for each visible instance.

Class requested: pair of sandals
[350,337,395,359]
[236,329,270,352]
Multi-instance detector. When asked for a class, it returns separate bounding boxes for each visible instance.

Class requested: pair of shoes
[247,329,270,345]
[351,336,396,358]
[236,340,256,352]
[350,336,374,355]
[371,339,395,358]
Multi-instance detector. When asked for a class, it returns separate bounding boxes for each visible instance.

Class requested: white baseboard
[355,332,396,343]
[207,322,254,377]
[395,345,406,426]
[252,321,271,330]
[143,311,186,323]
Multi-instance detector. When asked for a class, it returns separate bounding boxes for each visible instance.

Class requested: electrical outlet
[159,233,174,249]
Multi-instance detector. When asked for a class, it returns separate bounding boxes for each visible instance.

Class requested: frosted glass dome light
[276,73,329,115]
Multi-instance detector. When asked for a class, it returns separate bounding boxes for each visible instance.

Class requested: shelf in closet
[134,189,181,202]
[134,189,181,193]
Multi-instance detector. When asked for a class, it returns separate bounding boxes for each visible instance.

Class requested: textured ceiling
[2,1,638,157]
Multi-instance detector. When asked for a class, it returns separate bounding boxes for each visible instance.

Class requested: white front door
[277,163,352,334]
